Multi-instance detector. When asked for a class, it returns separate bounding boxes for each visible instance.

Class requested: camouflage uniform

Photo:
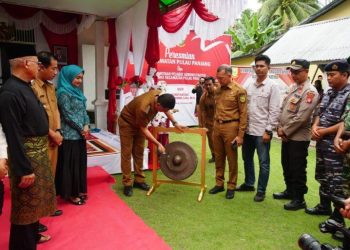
[316,84,350,198]
[342,95,350,196]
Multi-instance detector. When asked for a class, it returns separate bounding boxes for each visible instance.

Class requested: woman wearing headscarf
[56,65,89,205]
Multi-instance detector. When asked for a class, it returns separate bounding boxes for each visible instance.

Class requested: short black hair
[158,93,176,109]
[37,51,58,68]
[255,54,271,65]
[205,76,215,83]
[314,80,323,91]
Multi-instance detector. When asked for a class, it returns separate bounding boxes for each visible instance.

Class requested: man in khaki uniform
[274,59,319,211]
[32,52,63,225]
[119,90,185,197]
[199,76,216,163]
[209,64,248,199]
[32,52,62,177]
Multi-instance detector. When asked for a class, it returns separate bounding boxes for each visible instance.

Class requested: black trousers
[0,180,4,215]
[281,140,310,200]
[9,221,39,250]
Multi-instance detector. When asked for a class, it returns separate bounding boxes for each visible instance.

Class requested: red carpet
[0,167,170,250]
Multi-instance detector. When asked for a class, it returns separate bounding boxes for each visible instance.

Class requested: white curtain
[159,0,246,48]
[116,8,134,77]
[131,0,148,76]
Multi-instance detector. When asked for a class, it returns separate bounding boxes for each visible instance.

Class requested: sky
[244,0,329,12]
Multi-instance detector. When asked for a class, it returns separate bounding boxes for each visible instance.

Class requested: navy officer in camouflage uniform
[274,59,319,210]
[307,60,350,232]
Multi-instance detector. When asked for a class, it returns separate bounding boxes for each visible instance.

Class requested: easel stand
[147,127,207,202]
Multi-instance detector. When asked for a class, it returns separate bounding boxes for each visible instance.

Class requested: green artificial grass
[112,134,344,250]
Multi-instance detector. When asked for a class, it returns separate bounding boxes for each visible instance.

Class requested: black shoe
[305,204,332,215]
[124,186,133,197]
[254,192,265,202]
[38,223,48,233]
[226,189,235,199]
[284,200,306,211]
[319,219,345,233]
[50,209,63,217]
[133,182,150,191]
[208,157,215,163]
[273,190,292,200]
[209,185,225,194]
[235,183,255,192]
[332,230,344,242]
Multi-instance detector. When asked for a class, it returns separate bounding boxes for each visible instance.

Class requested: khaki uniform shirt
[278,81,318,141]
[31,79,60,131]
[121,89,161,129]
[199,91,215,128]
[214,82,248,138]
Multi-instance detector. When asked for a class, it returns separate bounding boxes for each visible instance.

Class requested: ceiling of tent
[2,0,189,16]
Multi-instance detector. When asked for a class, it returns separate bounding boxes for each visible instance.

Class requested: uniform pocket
[257,93,269,108]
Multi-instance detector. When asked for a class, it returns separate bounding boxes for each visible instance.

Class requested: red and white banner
[232,66,294,86]
[122,31,231,126]
[232,66,294,101]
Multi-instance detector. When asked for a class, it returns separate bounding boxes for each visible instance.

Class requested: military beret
[324,59,350,73]
[7,48,37,60]
[287,59,310,70]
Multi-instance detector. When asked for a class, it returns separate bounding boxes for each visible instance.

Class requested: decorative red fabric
[145,27,160,68]
[192,0,219,22]
[161,0,218,33]
[107,18,118,133]
[145,0,161,68]
[0,3,39,19]
[40,24,78,65]
[161,3,192,33]
[0,3,80,23]
[43,10,81,24]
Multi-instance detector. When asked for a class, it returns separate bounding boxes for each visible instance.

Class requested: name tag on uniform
[288,96,300,112]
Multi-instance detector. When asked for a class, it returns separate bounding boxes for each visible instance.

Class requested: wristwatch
[265,130,273,137]
[56,129,62,135]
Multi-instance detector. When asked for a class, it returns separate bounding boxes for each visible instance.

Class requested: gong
[159,141,198,181]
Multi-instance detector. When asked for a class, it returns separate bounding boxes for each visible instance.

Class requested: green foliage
[228,10,283,57]
[113,135,342,249]
[230,0,321,57]
[259,0,320,30]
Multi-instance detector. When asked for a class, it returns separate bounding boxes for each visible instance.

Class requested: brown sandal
[38,234,51,244]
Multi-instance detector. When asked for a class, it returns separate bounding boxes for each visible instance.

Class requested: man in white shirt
[0,123,8,215]
[235,55,280,202]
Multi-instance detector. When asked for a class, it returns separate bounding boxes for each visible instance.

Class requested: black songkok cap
[8,48,37,60]
[324,59,350,73]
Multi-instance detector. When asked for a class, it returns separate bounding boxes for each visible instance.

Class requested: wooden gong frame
[146,127,207,202]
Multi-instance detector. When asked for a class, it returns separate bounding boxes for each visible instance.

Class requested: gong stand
[147,127,207,202]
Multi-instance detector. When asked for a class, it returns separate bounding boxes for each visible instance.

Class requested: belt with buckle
[216,119,239,124]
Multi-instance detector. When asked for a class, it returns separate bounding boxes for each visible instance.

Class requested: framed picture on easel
[53,45,68,65]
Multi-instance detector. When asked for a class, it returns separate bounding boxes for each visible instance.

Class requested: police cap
[287,59,310,70]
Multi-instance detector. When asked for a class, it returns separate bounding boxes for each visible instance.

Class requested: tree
[228,9,283,57]
[259,0,320,29]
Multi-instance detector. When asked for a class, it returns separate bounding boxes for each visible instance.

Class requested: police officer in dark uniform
[306,60,350,232]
